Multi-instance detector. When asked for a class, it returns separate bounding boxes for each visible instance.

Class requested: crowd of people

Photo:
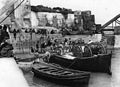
[31,36,86,56]
[30,34,106,58]
[0,24,104,58]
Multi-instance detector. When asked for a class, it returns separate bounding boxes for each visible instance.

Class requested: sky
[30,0,120,25]
[0,0,120,25]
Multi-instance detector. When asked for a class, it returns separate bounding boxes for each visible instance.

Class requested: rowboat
[48,53,112,75]
[18,61,33,73]
[15,57,36,73]
[32,62,90,87]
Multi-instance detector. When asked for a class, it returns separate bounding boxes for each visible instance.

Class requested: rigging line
[116,20,120,24]
[116,19,120,23]
[0,0,25,24]
[0,0,18,17]
[116,20,120,25]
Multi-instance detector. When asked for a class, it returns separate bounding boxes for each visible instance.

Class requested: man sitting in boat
[33,51,51,63]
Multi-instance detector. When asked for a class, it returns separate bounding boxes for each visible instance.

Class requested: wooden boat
[15,57,36,73]
[32,62,90,87]
[18,61,33,73]
[48,53,112,75]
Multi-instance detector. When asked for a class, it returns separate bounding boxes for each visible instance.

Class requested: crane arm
[0,0,25,25]
[102,14,120,29]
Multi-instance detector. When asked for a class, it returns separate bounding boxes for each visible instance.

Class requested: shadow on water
[32,76,68,87]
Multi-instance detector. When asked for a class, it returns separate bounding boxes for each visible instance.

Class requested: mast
[14,0,31,28]
[0,0,18,17]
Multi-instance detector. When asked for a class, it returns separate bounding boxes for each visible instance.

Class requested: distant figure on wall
[13,29,17,40]
[52,15,58,28]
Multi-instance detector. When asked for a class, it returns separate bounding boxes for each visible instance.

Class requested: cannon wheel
[57,48,63,55]
[83,45,92,57]
[54,47,62,55]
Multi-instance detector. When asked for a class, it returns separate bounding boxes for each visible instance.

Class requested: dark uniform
[0,25,13,57]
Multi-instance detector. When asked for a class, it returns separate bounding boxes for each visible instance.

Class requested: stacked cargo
[73,11,83,31]
[30,5,101,34]
[81,10,95,31]
[73,10,96,32]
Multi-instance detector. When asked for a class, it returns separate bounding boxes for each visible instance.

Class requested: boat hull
[49,53,112,74]
[32,63,90,87]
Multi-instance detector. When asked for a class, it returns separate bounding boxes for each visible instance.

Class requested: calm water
[22,49,120,87]
[22,50,117,87]
[24,72,69,87]
[24,71,111,87]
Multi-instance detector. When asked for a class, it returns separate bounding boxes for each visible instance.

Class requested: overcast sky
[0,0,120,25]
[30,0,120,25]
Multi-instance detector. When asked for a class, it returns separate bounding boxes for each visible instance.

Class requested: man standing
[13,29,17,40]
